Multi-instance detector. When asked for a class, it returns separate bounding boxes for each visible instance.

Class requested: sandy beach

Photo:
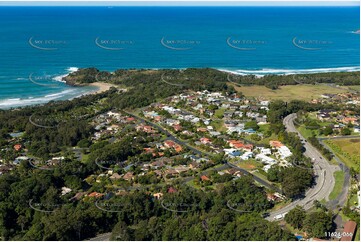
[88,82,118,94]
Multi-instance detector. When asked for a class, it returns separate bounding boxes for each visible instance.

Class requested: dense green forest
[0,167,295,240]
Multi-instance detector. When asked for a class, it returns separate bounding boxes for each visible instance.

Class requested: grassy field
[329,171,345,200]
[214,108,225,118]
[211,120,226,132]
[349,193,359,206]
[255,133,279,145]
[348,85,360,92]
[297,125,317,139]
[324,138,360,172]
[230,84,348,101]
[237,159,262,171]
[258,124,270,133]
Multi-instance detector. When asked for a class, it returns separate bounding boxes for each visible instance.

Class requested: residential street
[124,110,282,194]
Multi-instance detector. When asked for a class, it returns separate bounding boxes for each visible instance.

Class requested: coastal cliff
[62,67,99,86]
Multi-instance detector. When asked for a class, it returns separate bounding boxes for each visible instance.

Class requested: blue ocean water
[0,6,359,108]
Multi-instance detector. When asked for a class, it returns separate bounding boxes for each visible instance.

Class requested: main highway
[265,113,340,221]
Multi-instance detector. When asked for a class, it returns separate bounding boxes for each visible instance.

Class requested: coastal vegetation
[63,68,360,90]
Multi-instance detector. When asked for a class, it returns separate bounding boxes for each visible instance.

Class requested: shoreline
[87,82,118,94]
[0,67,359,110]
[0,82,118,110]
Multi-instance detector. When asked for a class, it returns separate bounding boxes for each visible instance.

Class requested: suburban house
[87,192,104,198]
[122,172,134,181]
[240,151,253,160]
[200,137,212,145]
[228,140,253,152]
[167,187,178,193]
[255,154,276,165]
[201,175,210,181]
[153,192,163,200]
[14,156,30,165]
[340,220,357,241]
[224,148,242,157]
[13,144,22,151]
[269,141,292,159]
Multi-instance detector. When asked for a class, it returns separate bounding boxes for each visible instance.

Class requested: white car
[274,212,287,220]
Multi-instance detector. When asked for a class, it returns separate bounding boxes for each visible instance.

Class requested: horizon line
[0,1,359,7]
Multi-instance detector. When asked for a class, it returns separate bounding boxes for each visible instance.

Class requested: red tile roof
[14,144,22,151]
[341,220,357,241]
[201,175,210,181]
[269,140,284,148]
[167,187,178,193]
[88,192,104,198]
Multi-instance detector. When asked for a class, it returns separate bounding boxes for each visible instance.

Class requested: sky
[0,1,359,6]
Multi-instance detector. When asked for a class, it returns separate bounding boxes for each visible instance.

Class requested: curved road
[266,113,340,221]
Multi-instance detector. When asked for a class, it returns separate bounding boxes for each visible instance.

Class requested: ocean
[0,6,359,109]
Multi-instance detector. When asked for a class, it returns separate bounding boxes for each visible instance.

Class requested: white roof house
[256,154,276,165]
[259,148,272,155]
[260,100,269,106]
[240,151,253,160]
[278,146,292,159]
[263,164,272,172]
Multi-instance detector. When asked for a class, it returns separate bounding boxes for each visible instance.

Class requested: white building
[259,147,272,155]
[278,146,292,159]
[260,100,269,106]
[240,151,253,160]
[255,154,276,165]
[263,164,272,172]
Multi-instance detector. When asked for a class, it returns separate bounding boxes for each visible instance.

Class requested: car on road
[274,212,287,220]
